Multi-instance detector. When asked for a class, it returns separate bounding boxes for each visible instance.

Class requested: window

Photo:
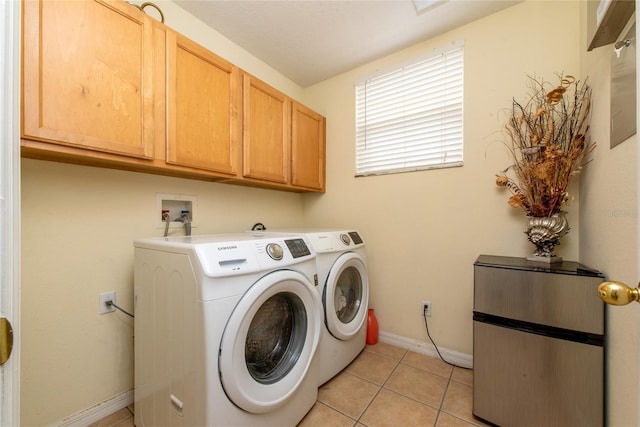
[355,41,464,176]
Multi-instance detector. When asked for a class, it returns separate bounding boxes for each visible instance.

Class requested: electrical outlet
[99,291,116,314]
[421,300,432,317]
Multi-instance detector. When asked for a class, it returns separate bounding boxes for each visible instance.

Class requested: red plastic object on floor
[366,308,379,345]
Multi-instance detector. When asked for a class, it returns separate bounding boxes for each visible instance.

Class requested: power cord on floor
[106,300,135,318]
[423,306,470,370]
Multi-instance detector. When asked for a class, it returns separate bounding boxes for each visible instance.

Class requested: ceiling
[173,0,521,88]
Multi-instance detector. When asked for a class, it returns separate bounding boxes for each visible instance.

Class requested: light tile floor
[299,342,489,427]
[91,342,488,427]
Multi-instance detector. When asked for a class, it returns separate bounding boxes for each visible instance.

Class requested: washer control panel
[284,238,311,258]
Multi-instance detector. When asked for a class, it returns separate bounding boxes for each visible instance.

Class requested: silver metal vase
[525,212,570,263]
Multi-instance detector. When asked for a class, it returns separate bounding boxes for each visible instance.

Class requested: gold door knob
[598,281,640,305]
[0,317,13,365]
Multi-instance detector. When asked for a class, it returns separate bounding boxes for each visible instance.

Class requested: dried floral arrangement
[496,74,596,217]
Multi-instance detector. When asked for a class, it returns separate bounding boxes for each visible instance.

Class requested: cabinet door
[473,321,603,427]
[291,102,326,191]
[22,0,155,159]
[166,32,241,176]
[243,75,290,184]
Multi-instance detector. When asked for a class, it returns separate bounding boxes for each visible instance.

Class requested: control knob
[340,233,351,246]
[266,243,284,260]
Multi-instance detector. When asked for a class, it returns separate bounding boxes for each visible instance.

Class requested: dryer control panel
[348,231,364,245]
[306,230,365,253]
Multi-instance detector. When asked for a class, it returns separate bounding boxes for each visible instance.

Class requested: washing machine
[252,229,369,385]
[133,233,323,427]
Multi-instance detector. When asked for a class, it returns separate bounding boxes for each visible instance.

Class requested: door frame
[636,1,640,422]
[0,0,21,425]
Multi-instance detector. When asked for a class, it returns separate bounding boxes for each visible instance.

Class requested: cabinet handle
[129,2,165,23]
[598,281,640,305]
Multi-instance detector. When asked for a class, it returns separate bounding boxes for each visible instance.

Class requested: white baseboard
[378,329,473,369]
[54,390,134,427]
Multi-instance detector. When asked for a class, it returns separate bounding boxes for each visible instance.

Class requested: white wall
[303,1,582,354]
[579,3,638,426]
[304,2,638,423]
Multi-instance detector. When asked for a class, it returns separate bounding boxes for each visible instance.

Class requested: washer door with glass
[323,252,369,341]
[218,269,323,414]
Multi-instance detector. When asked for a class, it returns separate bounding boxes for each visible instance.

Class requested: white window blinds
[355,43,464,176]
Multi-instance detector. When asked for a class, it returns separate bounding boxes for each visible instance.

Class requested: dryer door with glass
[323,252,369,340]
[218,269,322,414]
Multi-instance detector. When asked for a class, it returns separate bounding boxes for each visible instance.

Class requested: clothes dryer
[252,229,369,385]
[134,234,322,426]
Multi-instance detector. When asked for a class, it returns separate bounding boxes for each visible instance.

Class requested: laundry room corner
[17,0,320,422]
[19,159,306,426]
[18,0,637,424]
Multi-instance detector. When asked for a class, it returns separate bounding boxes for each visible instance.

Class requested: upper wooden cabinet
[242,75,290,184]
[21,0,325,192]
[243,75,326,191]
[22,0,159,159]
[291,102,326,191]
[166,31,241,176]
